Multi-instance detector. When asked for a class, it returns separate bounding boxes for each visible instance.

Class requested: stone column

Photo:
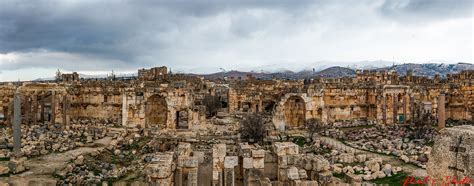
[32,94,37,125]
[62,94,70,126]
[403,94,407,124]
[13,90,22,155]
[382,94,387,124]
[23,95,30,125]
[51,91,56,125]
[40,94,45,123]
[212,144,226,186]
[224,156,238,186]
[438,94,445,130]
[122,93,128,126]
[410,96,414,125]
[393,94,397,124]
[187,167,198,186]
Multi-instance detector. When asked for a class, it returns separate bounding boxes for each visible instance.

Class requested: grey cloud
[0,0,471,73]
[0,0,319,70]
[379,0,472,21]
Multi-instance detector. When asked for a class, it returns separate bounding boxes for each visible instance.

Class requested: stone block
[224,156,239,168]
[187,168,198,185]
[243,157,253,169]
[213,144,227,158]
[252,149,265,158]
[7,158,26,174]
[253,158,264,169]
[213,157,224,169]
[279,168,288,182]
[298,169,308,180]
[264,151,277,163]
[178,156,198,168]
[224,168,235,186]
[0,165,9,175]
[145,164,170,179]
[317,170,333,184]
[287,166,300,180]
[212,170,219,181]
[176,142,192,157]
[278,155,288,168]
[346,172,362,184]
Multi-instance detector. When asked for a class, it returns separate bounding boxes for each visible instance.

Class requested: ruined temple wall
[319,86,371,122]
[68,87,122,121]
[446,85,474,120]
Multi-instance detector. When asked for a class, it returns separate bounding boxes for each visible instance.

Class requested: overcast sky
[0,0,472,81]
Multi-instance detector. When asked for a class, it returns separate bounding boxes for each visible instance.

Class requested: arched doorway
[145,95,168,128]
[284,96,306,128]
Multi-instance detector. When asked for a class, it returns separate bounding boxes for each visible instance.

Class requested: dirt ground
[0,137,112,185]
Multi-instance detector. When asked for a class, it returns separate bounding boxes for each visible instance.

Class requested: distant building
[138,66,168,81]
[60,72,80,82]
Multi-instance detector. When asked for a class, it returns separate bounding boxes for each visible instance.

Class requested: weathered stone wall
[427,125,474,181]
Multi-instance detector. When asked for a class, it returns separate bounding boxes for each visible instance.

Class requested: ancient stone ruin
[0,66,473,185]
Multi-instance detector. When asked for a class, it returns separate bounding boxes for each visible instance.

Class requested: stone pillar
[187,167,198,186]
[393,94,397,124]
[23,95,30,125]
[403,95,407,124]
[32,94,37,125]
[175,167,183,186]
[62,94,70,126]
[40,94,45,123]
[13,90,22,155]
[212,144,226,186]
[383,95,387,124]
[438,94,445,130]
[51,91,56,125]
[224,156,238,186]
[122,93,128,126]
[410,96,414,125]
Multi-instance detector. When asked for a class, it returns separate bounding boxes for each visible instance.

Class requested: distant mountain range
[33,62,473,81]
[201,63,473,80]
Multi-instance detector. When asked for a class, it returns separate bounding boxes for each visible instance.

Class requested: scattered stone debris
[0,66,472,185]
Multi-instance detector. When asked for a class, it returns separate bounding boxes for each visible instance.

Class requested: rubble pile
[324,125,436,167]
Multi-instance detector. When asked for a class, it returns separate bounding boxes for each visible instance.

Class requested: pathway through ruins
[0,136,112,185]
[319,136,427,178]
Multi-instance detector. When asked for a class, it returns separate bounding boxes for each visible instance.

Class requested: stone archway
[283,96,306,128]
[272,93,312,130]
[145,95,168,128]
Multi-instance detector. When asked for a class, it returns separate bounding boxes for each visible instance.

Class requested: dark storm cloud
[0,0,317,70]
[0,0,471,74]
[379,0,472,21]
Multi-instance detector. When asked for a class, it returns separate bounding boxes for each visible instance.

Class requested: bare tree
[240,113,266,143]
[203,94,223,118]
[305,118,325,141]
[413,112,433,139]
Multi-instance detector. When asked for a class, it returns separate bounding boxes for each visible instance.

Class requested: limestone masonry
[0,67,472,185]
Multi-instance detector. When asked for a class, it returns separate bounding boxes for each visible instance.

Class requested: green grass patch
[333,172,346,179]
[0,157,10,161]
[292,136,306,147]
[371,172,408,185]
[426,141,435,147]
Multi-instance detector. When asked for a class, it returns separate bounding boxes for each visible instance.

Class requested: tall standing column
[410,96,414,125]
[32,94,38,125]
[383,95,387,124]
[51,91,56,125]
[13,90,22,155]
[122,93,128,126]
[62,94,70,126]
[438,94,445,130]
[40,94,45,123]
[393,94,397,124]
[403,95,407,124]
